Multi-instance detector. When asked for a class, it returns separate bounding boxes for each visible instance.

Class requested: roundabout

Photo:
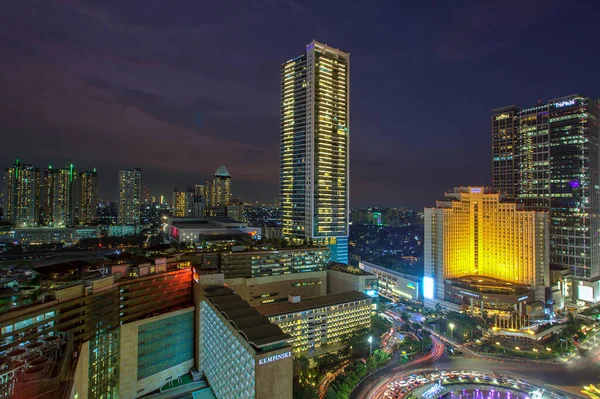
[380,369,569,399]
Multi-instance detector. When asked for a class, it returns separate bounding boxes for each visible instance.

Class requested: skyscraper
[491,105,519,198]
[280,40,350,263]
[118,169,142,225]
[172,189,191,217]
[2,159,41,227]
[78,169,98,225]
[44,164,77,227]
[206,164,231,217]
[493,95,600,302]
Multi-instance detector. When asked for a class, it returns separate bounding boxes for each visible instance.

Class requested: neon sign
[495,114,510,121]
[553,99,576,108]
[470,187,482,193]
[259,351,291,365]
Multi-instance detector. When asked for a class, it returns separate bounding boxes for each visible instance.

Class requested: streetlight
[449,323,455,341]
[368,336,373,357]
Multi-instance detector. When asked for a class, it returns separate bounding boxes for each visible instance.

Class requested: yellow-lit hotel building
[280,41,349,263]
[424,187,550,316]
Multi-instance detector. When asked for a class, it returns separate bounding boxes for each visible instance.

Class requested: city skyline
[4,2,600,207]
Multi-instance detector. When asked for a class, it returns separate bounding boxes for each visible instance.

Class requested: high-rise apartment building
[424,187,550,314]
[493,95,600,302]
[206,164,231,216]
[43,164,77,227]
[78,169,98,225]
[172,189,191,217]
[118,169,142,225]
[280,41,350,263]
[2,159,40,227]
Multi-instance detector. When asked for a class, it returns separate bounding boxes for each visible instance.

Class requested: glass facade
[137,312,193,380]
[494,95,600,281]
[89,329,119,399]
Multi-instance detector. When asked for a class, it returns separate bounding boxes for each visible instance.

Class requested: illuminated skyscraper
[2,159,40,227]
[42,164,77,227]
[491,105,519,197]
[78,169,98,225]
[280,40,349,263]
[206,164,231,217]
[172,189,192,217]
[424,187,549,313]
[493,95,600,302]
[118,169,142,225]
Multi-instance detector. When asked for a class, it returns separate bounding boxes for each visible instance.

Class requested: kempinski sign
[258,351,291,365]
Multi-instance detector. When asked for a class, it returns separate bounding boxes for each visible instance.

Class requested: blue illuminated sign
[553,99,576,108]
[366,290,378,297]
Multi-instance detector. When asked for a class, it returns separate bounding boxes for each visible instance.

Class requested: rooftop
[255,291,370,317]
[328,263,373,276]
[170,217,247,229]
[214,164,231,178]
[204,287,291,352]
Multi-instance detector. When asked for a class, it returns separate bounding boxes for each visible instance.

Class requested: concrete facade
[225,270,327,306]
[70,341,89,399]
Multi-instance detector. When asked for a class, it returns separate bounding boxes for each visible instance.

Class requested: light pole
[368,336,373,357]
[449,323,455,341]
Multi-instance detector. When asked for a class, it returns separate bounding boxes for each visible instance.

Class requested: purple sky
[1,0,599,208]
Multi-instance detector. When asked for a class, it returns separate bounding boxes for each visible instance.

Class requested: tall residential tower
[118,169,142,225]
[280,40,350,263]
[78,169,98,225]
[2,159,40,227]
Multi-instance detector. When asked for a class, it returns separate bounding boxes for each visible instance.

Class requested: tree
[296,355,309,378]
[365,357,376,371]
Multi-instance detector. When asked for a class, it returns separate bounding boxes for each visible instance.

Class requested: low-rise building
[359,261,420,302]
[225,270,327,306]
[256,291,371,354]
[168,217,255,244]
[198,286,293,399]
[220,247,330,279]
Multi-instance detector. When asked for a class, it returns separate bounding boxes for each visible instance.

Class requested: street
[349,306,600,399]
[351,339,600,399]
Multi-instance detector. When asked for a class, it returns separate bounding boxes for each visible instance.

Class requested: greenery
[325,350,391,399]
[426,311,485,343]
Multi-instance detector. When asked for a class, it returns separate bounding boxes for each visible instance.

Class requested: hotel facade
[424,187,550,316]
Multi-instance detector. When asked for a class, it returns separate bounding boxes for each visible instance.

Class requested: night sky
[1,0,600,209]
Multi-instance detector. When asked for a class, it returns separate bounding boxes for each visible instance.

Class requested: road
[353,335,446,399]
[351,339,600,399]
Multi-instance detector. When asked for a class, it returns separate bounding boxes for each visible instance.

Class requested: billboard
[423,276,434,299]
[579,285,594,302]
